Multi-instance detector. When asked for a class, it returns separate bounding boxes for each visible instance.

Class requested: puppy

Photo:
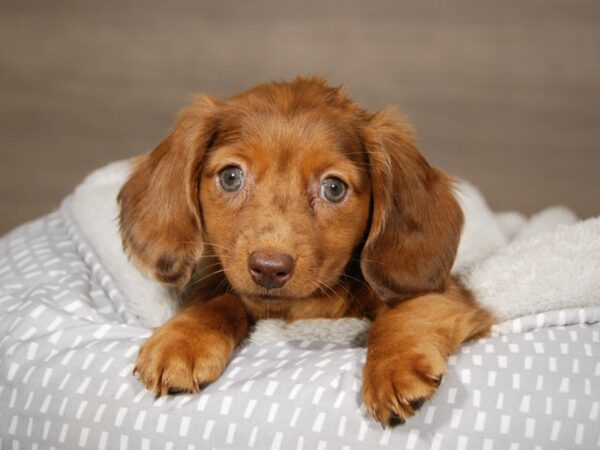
[118,76,493,425]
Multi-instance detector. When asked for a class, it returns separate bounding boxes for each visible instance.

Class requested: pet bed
[1,161,599,449]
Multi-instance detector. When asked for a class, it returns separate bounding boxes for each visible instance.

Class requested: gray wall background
[1,0,599,235]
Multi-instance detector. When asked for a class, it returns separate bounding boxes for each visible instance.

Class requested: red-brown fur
[118,76,494,425]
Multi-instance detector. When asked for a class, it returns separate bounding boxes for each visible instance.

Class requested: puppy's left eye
[219,166,244,192]
[321,177,348,203]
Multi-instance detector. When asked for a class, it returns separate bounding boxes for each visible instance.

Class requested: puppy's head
[118,77,463,307]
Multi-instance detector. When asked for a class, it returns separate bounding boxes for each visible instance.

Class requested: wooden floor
[1,1,599,235]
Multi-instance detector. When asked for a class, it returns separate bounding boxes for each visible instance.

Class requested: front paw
[134,323,234,396]
[362,346,446,426]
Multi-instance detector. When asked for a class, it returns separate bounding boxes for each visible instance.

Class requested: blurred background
[1,0,599,235]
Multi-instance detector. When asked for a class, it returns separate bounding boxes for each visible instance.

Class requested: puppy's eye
[219,166,244,192]
[321,177,348,203]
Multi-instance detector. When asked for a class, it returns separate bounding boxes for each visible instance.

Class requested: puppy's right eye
[321,177,348,203]
[218,166,244,192]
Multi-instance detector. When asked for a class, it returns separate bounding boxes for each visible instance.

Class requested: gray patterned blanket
[1,168,599,449]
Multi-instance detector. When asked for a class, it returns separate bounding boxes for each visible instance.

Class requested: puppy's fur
[118,76,493,425]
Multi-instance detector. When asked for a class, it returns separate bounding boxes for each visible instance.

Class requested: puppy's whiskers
[314,279,338,300]
[310,281,326,298]
[176,241,233,261]
[202,242,233,252]
[349,257,386,267]
[213,276,231,296]
[187,269,227,288]
[341,272,372,291]
[330,278,362,312]
[196,261,225,272]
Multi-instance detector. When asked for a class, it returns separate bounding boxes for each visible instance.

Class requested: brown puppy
[118,76,494,425]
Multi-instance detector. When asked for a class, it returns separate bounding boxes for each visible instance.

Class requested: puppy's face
[118,77,464,314]
[199,110,371,301]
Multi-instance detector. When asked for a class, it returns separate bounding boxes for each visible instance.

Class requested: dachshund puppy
[118,76,493,425]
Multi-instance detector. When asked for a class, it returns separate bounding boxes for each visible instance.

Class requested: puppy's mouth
[235,285,322,302]
[239,290,313,302]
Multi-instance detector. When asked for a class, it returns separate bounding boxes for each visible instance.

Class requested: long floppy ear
[117,95,220,288]
[360,108,463,302]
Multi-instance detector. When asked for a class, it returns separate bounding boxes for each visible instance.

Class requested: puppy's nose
[248,251,295,289]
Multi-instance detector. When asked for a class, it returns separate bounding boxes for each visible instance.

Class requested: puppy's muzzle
[248,251,295,289]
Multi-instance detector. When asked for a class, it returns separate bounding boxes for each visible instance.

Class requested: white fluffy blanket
[66,161,600,341]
